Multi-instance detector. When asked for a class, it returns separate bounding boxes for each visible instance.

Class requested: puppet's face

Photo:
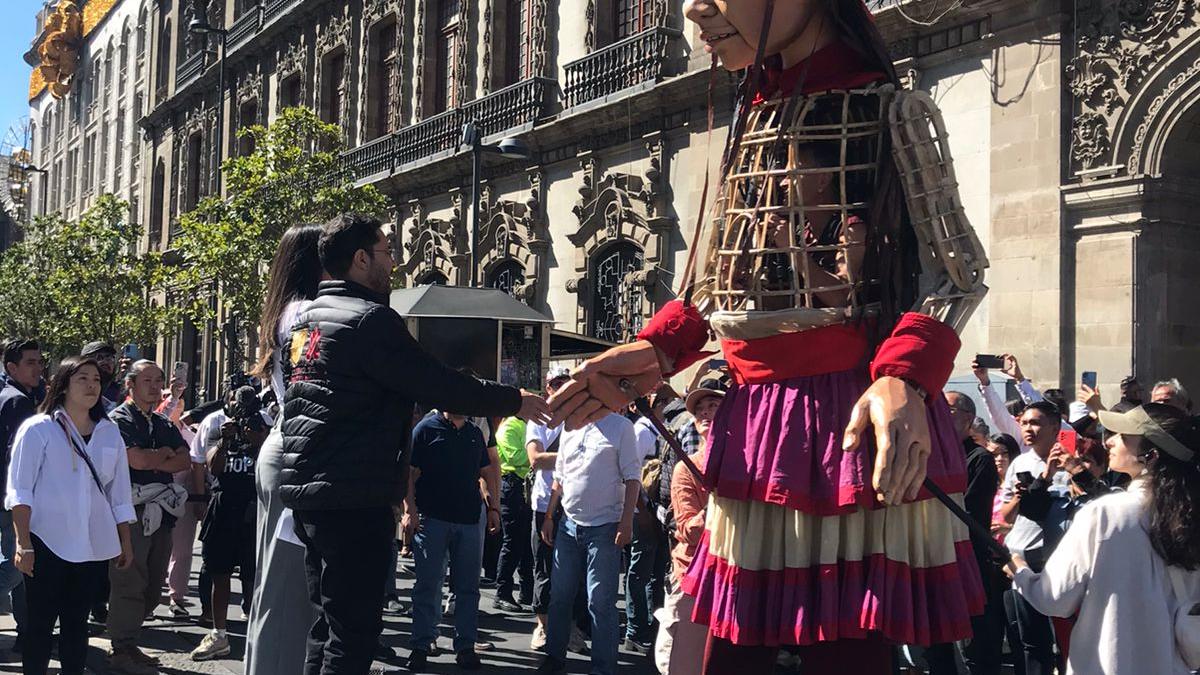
[685,0,824,71]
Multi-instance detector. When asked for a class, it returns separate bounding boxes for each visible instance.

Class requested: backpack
[641,458,663,497]
[1168,565,1200,670]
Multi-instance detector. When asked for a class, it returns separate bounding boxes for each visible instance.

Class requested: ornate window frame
[399,199,467,285]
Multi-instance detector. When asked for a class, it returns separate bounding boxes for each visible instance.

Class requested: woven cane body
[699,85,987,340]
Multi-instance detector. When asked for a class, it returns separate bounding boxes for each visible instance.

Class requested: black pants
[1005,588,1055,675]
[23,535,106,675]
[496,474,533,602]
[294,507,394,675]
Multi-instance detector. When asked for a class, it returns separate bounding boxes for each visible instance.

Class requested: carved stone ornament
[236,67,263,105]
[478,196,537,290]
[400,201,464,285]
[275,39,308,110]
[454,0,472,105]
[482,0,494,93]
[414,0,425,120]
[1067,0,1196,174]
[358,0,404,140]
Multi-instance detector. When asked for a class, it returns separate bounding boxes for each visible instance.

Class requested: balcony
[228,10,263,51]
[341,78,557,181]
[462,77,557,138]
[176,52,204,91]
[341,133,396,180]
[563,26,683,109]
[263,0,302,23]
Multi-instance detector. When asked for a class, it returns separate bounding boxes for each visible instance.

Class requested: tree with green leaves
[0,194,174,359]
[170,107,389,369]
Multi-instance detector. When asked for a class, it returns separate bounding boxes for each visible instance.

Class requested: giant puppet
[548,0,990,672]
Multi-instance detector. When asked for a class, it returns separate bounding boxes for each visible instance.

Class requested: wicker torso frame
[697,85,987,338]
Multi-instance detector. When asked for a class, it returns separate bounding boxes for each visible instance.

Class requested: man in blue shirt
[402,409,499,671]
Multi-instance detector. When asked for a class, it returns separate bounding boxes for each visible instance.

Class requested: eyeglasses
[369,247,394,259]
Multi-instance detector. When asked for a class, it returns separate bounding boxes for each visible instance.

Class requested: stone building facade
[24,0,1200,402]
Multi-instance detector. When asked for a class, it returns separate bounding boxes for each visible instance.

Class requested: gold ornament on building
[35,0,84,99]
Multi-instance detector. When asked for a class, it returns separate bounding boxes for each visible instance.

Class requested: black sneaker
[622,637,651,656]
[536,655,567,674]
[491,597,524,613]
[455,649,482,670]
[404,648,428,672]
[90,604,108,624]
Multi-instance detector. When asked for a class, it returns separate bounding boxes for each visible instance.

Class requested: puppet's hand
[548,341,663,430]
[842,376,931,505]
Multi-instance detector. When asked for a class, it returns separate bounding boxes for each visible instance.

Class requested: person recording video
[190,385,269,662]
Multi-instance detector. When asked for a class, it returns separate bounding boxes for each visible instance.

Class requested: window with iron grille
[614,0,654,41]
[432,0,460,114]
[367,18,399,139]
[321,50,347,128]
[488,260,525,297]
[502,0,534,86]
[590,241,644,343]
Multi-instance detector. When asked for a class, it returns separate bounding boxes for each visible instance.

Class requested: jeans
[410,515,485,653]
[624,513,664,643]
[22,535,105,675]
[0,510,26,632]
[1005,588,1056,675]
[546,518,621,675]
[496,474,533,602]
[294,507,394,675]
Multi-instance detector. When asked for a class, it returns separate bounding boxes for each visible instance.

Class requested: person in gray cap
[80,342,122,409]
[1008,403,1200,675]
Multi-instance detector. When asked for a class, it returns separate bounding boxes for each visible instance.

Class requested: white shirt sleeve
[980,382,1022,442]
[103,423,137,524]
[1000,460,1017,503]
[189,416,210,464]
[553,432,564,486]
[1012,499,1097,617]
[634,421,658,460]
[617,420,642,483]
[5,419,45,510]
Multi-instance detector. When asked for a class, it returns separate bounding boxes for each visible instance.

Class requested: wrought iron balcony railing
[462,77,557,138]
[228,10,263,50]
[176,52,204,90]
[341,133,396,180]
[341,78,557,180]
[563,26,682,109]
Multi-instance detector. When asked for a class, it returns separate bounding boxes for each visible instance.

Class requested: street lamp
[462,121,532,287]
[189,11,228,197]
[21,164,48,218]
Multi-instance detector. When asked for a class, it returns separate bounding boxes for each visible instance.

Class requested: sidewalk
[0,542,661,674]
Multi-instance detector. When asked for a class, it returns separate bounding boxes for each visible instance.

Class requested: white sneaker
[530,624,547,650]
[190,631,231,661]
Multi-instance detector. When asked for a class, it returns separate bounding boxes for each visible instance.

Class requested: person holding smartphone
[6,356,135,675]
[997,401,1073,675]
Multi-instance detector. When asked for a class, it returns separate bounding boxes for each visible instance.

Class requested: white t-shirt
[554,413,641,527]
[272,299,311,405]
[633,417,660,461]
[1001,450,1072,556]
[5,412,137,562]
[526,422,562,513]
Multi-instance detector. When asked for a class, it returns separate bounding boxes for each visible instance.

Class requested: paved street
[0,542,660,674]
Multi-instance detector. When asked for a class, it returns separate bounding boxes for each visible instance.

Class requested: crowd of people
[0,214,1196,675]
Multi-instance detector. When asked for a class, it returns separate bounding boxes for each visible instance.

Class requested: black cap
[81,341,115,357]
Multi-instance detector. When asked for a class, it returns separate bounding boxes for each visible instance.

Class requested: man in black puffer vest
[280,213,549,674]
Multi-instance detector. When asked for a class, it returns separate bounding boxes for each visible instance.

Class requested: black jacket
[0,381,36,504]
[963,439,999,576]
[280,280,522,511]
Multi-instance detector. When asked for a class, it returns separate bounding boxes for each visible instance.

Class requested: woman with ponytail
[545,1,990,673]
[1008,403,1200,674]
[243,224,325,675]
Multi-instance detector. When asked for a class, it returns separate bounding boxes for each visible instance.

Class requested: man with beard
[81,342,124,411]
[280,213,550,674]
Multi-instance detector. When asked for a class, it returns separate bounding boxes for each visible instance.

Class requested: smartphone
[975,354,1005,369]
[1057,429,1078,456]
[1016,471,1035,486]
[173,361,189,385]
[1081,371,1098,390]
[122,343,139,360]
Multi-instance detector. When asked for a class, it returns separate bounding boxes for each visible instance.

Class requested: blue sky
[1,0,48,151]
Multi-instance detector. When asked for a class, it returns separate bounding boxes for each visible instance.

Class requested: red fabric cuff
[636,300,713,377]
[870,313,961,399]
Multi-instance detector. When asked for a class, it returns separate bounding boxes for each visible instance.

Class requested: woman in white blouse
[1007,403,1200,674]
[6,355,135,674]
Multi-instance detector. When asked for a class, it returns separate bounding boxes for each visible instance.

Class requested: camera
[222,385,266,453]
